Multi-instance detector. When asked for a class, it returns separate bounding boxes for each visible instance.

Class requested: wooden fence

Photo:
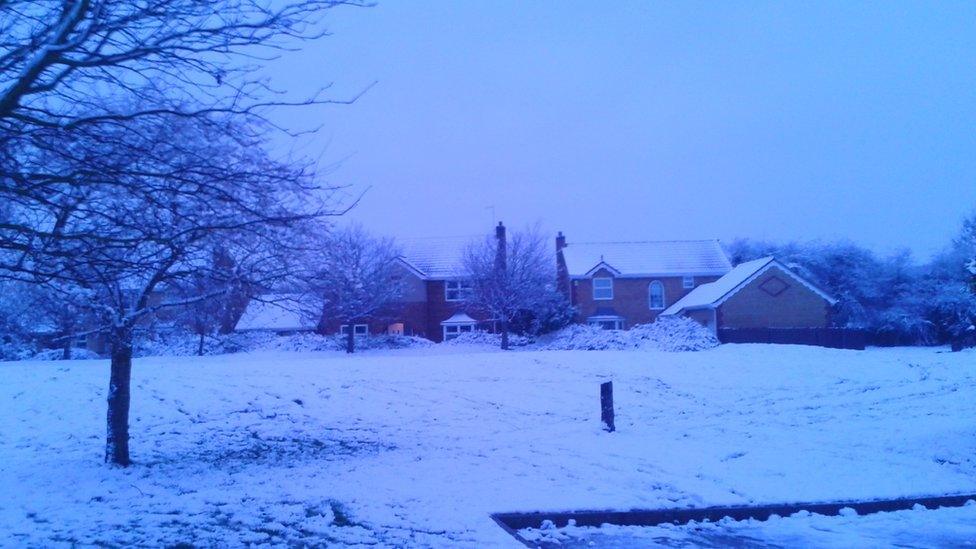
[717,327,866,350]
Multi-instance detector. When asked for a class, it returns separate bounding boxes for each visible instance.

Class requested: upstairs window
[649,281,666,310]
[592,277,613,300]
[445,280,473,301]
[682,276,695,289]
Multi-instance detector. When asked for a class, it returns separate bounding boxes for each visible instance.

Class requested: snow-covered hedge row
[133,331,432,358]
[444,331,533,348]
[19,318,716,360]
[30,348,102,361]
[542,316,718,352]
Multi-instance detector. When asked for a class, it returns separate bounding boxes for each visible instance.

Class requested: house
[309,227,506,343]
[660,256,837,333]
[234,225,837,344]
[555,235,732,329]
[387,231,497,342]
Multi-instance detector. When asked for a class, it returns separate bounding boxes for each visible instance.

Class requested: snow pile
[544,316,718,352]
[444,331,533,348]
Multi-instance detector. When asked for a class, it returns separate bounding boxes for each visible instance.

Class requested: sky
[265,1,976,260]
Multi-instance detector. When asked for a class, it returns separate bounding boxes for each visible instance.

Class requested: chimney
[555,230,571,302]
[494,221,507,273]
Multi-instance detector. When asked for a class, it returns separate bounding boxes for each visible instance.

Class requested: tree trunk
[106,325,133,466]
[346,326,355,354]
[61,334,72,360]
[197,331,205,356]
[500,321,509,350]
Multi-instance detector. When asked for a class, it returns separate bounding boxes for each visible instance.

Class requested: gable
[391,261,427,303]
[717,262,836,308]
[589,267,618,279]
[719,265,833,328]
[661,257,836,316]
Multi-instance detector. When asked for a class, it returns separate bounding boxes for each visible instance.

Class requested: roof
[398,236,482,279]
[235,294,318,332]
[661,256,837,315]
[562,240,732,278]
[440,313,478,325]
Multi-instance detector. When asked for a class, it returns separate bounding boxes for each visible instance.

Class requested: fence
[717,327,866,350]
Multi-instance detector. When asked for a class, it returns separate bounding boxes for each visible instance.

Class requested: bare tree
[174,271,224,357]
[27,282,96,359]
[0,1,361,128]
[35,113,333,466]
[0,1,359,466]
[463,224,563,350]
[961,213,976,295]
[0,0,363,281]
[300,224,404,353]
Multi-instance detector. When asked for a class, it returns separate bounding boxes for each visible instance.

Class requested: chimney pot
[555,231,567,251]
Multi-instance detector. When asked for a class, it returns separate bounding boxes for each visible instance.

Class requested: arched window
[649,281,665,310]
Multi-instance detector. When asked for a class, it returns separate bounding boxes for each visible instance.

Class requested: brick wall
[317,300,429,338]
[573,269,720,328]
[425,280,491,342]
[717,265,830,329]
[685,309,715,331]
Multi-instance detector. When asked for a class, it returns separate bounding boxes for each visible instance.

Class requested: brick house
[660,256,837,333]
[390,235,491,342]
[555,235,732,329]
[234,241,494,343]
[236,227,836,343]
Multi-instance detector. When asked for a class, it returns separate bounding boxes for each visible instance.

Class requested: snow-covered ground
[2,344,976,547]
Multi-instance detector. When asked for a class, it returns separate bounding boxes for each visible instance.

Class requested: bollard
[601,381,615,432]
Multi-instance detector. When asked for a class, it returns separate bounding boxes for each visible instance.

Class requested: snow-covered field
[2,344,976,547]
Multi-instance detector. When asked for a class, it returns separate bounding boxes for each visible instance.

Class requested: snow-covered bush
[132,330,432,358]
[544,316,718,352]
[0,336,36,361]
[444,331,533,348]
[31,348,101,361]
[356,334,434,350]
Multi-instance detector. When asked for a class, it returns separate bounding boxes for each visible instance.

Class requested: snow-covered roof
[562,240,731,278]
[661,256,837,316]
[235,294,318,332]
[398,236,482,279]
[440,313,478,325]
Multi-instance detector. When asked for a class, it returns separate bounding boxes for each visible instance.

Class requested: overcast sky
[266,1,976,260]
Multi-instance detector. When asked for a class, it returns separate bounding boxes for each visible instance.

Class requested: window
[443,324,475,341]
[649,281,666,310]
[682,276,695,289]
[445,280,473,301]
[592,277,613,300]
[589,318,623,330]
[74,334,87,348]
[340,324,369,337]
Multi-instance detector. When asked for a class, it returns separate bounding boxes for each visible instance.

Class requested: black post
[600,381,615,432]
